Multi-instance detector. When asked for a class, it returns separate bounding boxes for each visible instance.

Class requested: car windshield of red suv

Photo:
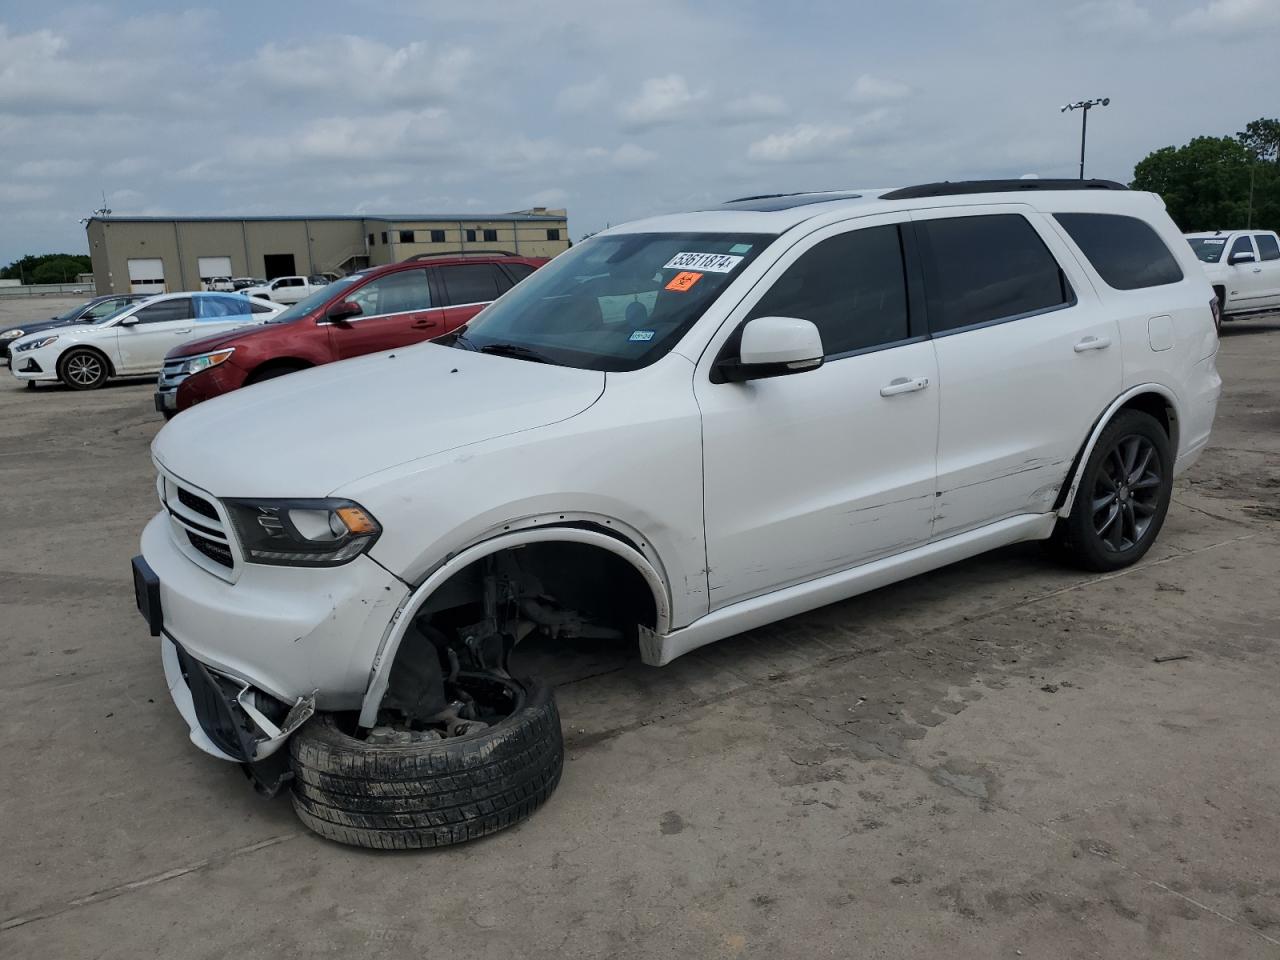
[267,274,366,323]
[445,232,771,372]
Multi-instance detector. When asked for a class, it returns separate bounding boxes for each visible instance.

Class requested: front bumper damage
[161,634,315,774]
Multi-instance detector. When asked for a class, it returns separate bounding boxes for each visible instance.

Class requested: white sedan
[9,292,282,390]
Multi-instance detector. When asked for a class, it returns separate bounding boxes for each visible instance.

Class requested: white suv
[134,180,1221,849]
[1185,229,1280,326]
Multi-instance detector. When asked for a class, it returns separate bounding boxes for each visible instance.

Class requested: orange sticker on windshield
[665,271,702,292]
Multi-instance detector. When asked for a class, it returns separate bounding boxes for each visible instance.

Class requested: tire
[1051,409,1172,572]
[289,677,563,849]
[58,348,110,390]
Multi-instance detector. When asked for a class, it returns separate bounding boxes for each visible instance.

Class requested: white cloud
[13,159,89,178]
[720,93,790,124]
[1174,0,1280,35]
[248,37,473,106]
[0,183,55,202]
[1067,0,1153,33]
[619,74,705,129]
[523,187,569,208]
[609,143,658,171]
[848,74,912,104]
[556,76,609,113]
[747,124,853,163]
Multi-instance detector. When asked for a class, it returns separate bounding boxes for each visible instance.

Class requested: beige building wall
[88,211,569,293]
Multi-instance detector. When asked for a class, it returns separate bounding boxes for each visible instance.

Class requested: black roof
[714,191,864,212]
[880,179,1128,200]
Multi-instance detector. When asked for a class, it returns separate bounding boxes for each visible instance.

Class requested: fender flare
[1057,383,1180,518]
[357,526,672,727]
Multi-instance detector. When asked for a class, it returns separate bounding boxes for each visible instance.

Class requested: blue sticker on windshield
[629,329,655,342]
[729,243,752,254]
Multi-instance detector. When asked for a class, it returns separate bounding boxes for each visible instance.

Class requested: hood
[164,318,298,361]
[151,342,606,497]
[2,316,82,339]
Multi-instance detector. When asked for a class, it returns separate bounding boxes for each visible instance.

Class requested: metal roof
[88,211,565,225]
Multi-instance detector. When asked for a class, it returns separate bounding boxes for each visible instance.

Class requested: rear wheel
[1051,409,1172,572]
[58,348,109,390]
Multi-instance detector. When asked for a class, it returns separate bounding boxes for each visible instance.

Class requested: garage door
[197,256,233,288]
[127,258,165,294]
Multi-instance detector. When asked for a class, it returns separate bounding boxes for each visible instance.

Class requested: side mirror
[117,315,139,327]
[325,300,362,324]
[715,316,824,383]
[1229,251,1257,265]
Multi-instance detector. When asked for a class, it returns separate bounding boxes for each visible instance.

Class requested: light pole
[1061,98,1111,179]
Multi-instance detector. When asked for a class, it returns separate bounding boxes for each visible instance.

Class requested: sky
[2,0,1279,264]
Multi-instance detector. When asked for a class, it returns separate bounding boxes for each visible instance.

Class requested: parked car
[10,292,282,390]
[0,294,148,363]
[1185,229,1280,328]
[232,277,264,291]
[205,277,235,292]
[155,254,546,414]
[307,274,334,286]
[133,180,1220,849]
[242,275,326,304]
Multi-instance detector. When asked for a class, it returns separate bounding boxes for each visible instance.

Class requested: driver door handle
[172,328,192,335]
[1074,335,1111,353]
[410,315,439,329]
[880,376,929,397]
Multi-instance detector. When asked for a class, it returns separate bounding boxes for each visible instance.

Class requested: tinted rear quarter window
[915,214,1071,334]
[439,264,503,305]
[1256,234,1280,262]
[1054,213,1183,290]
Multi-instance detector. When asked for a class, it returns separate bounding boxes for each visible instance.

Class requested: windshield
[54,304,87,322]
[445,232,771,371]
[1187,237,1227,263]
[269,274,364,323]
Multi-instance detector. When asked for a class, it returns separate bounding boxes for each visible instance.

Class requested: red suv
[155,254,547,415]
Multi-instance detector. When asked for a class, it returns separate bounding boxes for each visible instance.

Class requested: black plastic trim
[881,179,1128,200]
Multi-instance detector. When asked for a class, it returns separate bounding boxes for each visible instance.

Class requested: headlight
[177,348,235,376]
[16,336,57,352]
[1,329,24,339]
[224,498,381,566]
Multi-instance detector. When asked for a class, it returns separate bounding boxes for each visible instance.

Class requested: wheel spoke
[1131,476,1160,490]
[1133,500,1156,517]
[1129,446,1153,485]
[1097,502,1120,535]
[1092,492,1117,513]
[1096,469,1117,492]
[1121,437,1139,477]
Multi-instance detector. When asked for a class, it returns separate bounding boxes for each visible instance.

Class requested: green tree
[1130,136,1254,231]
[1,253,92,283]
[1238,118,1280,163]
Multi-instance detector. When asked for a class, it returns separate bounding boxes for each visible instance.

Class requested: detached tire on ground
[289,678,563,849]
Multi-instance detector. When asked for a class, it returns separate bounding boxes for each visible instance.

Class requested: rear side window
[133,298,193,324]
[195,296,247,320]
[502,262,536,284]
[914,215,1071,334]
[1054,213,1183,290]
[249,300,276,314]
[439,264,503,305]
[747,224,910,357]
[1256,234,1280,262]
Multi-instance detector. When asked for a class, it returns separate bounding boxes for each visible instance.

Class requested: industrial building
[85,209,570,295]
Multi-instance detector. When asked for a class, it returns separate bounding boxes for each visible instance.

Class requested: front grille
[187,530,233,568]
[177,487,219,521]
[158,360,189,391]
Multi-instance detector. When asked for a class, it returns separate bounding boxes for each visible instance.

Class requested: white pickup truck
[243,275,324,305]
[1185,230,1280,325]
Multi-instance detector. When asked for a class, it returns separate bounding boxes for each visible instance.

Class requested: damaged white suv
[134,180,1221,848]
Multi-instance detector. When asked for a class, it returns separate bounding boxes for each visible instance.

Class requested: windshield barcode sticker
[663,252,744,273]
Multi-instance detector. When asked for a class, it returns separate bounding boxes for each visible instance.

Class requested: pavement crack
[1,832,299,932]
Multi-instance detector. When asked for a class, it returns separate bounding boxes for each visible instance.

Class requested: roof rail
[880,179,1128,200]
[402,250,519,262]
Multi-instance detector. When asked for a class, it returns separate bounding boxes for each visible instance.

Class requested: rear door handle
[172,328,192,335]
[880,376,930,397]
[410,313,440,329]
[1074,335,1111,353]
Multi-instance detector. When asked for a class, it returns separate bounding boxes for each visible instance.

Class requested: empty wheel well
[376,541,659,720]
